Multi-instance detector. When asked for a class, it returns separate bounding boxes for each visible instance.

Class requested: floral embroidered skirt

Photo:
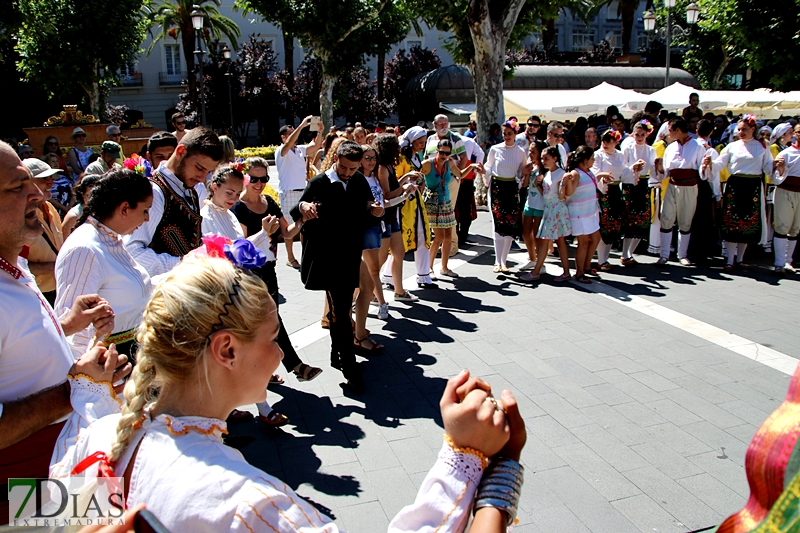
[621,180,651,239]
[599,184,624,244]
[721,175,762,244]
[423,189,456,229]
[490,177,522,238]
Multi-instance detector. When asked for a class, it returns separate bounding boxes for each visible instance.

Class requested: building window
[571,29,596,51]
[606,31,623,52]
[165,44,181,75]
[637,34,649,51]
[406,39,423,49]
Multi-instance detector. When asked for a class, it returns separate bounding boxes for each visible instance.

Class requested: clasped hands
[441,369,526,461]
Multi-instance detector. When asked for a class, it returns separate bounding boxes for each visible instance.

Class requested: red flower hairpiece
[742,114,757,127]
[611,130,622,142]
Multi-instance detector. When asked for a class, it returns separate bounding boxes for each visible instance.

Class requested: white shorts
[279,190,304,212]
[570,215,600,236]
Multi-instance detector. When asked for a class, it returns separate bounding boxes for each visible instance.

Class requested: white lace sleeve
[50,374,122,475]
[388,442,484,533]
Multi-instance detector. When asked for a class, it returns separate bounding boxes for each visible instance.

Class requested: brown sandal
[258,410,289,427]
[354,336,384,353]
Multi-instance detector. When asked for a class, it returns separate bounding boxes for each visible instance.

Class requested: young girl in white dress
[51,255,527,533]
[520,146,572,282]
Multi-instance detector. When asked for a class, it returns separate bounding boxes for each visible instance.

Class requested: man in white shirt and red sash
[124,127,223,277]
[0,142,129,524]
[657,117,706,266]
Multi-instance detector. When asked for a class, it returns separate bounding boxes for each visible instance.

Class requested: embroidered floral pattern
[621,181,651,239]
[598,185,624,244]
[721,175,763,243]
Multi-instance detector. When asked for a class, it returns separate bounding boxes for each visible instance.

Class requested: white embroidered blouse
[52,406,485,533]
[55,217,153,358]
[201,201,276,262]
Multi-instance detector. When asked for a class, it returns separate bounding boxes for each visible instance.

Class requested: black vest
[148,171,203,257]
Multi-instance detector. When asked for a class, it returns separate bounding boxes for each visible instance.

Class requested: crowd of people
[2,92,798,530]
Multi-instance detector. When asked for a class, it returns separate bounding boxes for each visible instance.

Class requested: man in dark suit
[290,142,383,392]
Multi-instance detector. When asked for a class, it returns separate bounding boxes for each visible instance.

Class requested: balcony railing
[118,72,143,87]
[159,72,187,86]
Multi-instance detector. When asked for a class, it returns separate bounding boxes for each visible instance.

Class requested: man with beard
[124,127,223,276]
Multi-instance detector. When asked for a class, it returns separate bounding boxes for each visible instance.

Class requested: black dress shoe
[417,282,438,289]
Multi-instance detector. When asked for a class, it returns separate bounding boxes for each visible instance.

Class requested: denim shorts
[381,218,401,239]
[363,225,383,250]
[523,207,544,218]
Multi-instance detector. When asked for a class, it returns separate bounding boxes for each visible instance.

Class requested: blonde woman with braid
[52,255,528,533]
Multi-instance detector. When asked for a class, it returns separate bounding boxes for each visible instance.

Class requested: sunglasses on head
[248,175,269,183]
[438,150,451,156]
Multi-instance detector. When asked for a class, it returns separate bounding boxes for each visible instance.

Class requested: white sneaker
[377,303,389,320]
[519,260,536,271]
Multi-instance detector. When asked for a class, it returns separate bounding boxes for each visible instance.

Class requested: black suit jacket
[290,171,376,291]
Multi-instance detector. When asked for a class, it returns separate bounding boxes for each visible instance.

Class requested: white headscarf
[771,123,792,144]
[758,125,773,138]
[656,122,670,142]
[399,126,428,148]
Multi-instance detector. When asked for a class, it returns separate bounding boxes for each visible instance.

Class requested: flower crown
[742,114,757,127]
[191,234,267,270]
[637,119,654,133]
[229,157,249,174]
[122,153,153,178]
[504,118,520,133]
[606,130,622,142]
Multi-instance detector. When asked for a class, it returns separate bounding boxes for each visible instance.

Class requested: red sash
[0,421,66,524]
[669,169,699,186]
[779,176,800,192]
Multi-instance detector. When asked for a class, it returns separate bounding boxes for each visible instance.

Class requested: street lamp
[191,5,207,126]
[643,1,699,87]
[222,44,234,136]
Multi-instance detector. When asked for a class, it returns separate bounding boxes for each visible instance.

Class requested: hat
[23,158,64,179]
[72,127,87,138]
[771,123,793,143]
[399,126,428,148]
[101,141,121,157]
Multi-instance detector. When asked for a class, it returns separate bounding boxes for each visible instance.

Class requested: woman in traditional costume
[52,254,528,532]
[621,120,657,265]
[706,114,774,271]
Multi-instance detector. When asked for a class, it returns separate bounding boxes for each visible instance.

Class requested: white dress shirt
[774,145,800,184]
[123,164,207,277]
[696,137,722,199]
[0,258,74,408]
[463,136,486,164]
[712,138,774,176]
[200,201,275,261]
[53,411,485,533]
[663,137,707,173]
[55,217,152,358]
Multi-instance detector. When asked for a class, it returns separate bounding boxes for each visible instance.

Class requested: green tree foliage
[145,0,241,102]
[681,0,800,90]
[382,46,442,123]
[15,0,150,117]
[235,0,411,127]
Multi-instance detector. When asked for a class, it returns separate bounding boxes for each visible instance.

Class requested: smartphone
[134,510,172,533]
[309,116,321,132]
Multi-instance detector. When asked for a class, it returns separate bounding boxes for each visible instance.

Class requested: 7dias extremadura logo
[7,477,125,527]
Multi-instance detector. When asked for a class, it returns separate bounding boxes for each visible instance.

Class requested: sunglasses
[74,134,86,138]
[552,133,565,138]
[109,133,121,137]
[46,141,59,145]
[248,175,269,183]
[438,150,451,156]
[527,123,540,128]
[363,155,376,161]
[174,121,186,126]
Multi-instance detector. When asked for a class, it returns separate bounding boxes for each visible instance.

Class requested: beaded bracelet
[473,457,524,527]
[443,434,489,470]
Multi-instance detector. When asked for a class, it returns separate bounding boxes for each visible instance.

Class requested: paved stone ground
[228,207,799,533]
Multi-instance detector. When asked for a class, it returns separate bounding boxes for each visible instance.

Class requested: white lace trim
[438,442,484,486]
[158,414,228,439]
[68,374,122,408]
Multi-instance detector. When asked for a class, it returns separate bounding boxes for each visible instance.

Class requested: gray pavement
[229,209,799,533]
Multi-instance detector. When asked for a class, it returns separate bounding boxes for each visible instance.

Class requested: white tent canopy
[649,82,800,119]
[647,83,726,112]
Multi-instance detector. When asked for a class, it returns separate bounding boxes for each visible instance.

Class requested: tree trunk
[711,47,732,89]
[183,27,197,104]
[542,18,557,50]
[377,50,385,101]
[467,0,526,144]
[283,29,295,123]
[319,71,336,132]
[619,0,637,55]
[81,78,103,119]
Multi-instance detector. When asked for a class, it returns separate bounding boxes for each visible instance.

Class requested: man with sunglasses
[515,115,541,151]
[546,121,569,167]
[106,125,126,165]
[171,112,188,142]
